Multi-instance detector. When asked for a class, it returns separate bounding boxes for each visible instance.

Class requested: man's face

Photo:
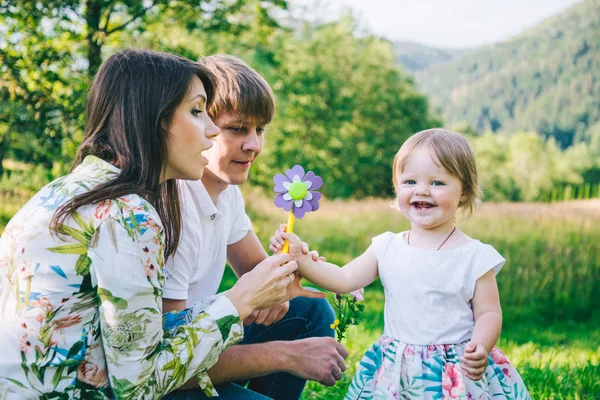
[202,112,266,186]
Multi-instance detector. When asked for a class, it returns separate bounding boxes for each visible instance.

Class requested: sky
[291,0,582,48]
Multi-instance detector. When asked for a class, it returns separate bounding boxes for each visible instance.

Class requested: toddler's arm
[270,231,378,294]
[461,269,502,380]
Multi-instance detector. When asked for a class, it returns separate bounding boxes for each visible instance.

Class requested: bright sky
[291,0,582,48]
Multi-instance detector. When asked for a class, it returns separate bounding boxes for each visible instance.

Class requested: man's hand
[461,342,488,381]
[283,272,326,303]
[284,337,349,386]
[243,302,290,326]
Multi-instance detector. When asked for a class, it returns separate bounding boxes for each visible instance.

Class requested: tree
[468,131,595,202]
[0,0,286,174]
[469,133,519,202]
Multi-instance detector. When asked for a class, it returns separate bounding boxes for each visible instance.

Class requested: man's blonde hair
[197,54,275,124]
[392,128,482,217]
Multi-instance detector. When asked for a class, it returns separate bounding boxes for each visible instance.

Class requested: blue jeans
[164,296,335,399]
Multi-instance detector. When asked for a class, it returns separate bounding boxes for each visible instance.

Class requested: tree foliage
[0,0,286,173]
[468,131,596,202]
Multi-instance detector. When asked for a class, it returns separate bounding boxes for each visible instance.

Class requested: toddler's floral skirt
[345,335,531,400]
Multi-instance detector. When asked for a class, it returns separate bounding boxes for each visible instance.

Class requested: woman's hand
[225,254,298,320]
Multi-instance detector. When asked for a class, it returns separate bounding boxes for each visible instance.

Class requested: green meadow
[1,189,598,399]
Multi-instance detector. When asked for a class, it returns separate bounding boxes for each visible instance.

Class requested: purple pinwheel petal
[273,173,290,193]
[303,171,323,191]
[307,191,321,211]
[274,193,293,211]
[292,198,313,219]
[285,165,305,181]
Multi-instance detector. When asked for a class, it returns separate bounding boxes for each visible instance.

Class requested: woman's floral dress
[345,232,531,400]
[0,156,243,399]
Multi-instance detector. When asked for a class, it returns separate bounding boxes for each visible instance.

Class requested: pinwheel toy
[273,165,323,253]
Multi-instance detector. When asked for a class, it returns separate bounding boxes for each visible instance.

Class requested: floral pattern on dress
[345,335,531,400]
[0,156,243,400]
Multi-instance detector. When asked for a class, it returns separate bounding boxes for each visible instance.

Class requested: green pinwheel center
[288,181,307,200]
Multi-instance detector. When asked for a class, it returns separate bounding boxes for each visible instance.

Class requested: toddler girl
[271,129,531,399]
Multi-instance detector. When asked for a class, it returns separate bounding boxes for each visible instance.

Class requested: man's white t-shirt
[163,180,253,307]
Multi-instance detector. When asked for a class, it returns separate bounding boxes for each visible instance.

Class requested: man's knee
[290,296,335,337]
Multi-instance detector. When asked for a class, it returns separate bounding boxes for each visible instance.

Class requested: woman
[0,49,299,399]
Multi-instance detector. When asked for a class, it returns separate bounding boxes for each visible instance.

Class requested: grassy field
[1,189,599,399]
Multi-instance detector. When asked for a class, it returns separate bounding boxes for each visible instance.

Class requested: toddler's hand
[461,342,488,381]
[269,224,325,262]
[269,229,304,258]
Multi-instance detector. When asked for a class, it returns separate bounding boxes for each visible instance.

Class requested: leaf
[424,385,443,393]
[107,219,119,251]
[121,215,136,240]
[71,211,91,234]
[112,376,138,398]
[129,210,140,232]
[31,363,45,384]
[56,224,88,244]
[49,265,68,279]
[215,315,239,341]
[3,377,27,388]
[55,358,81,368]
[47,243,88,255]
[66,340,84,359]
[79,274,93,294]
[161,358,178,371]
[75,254,91,276]
[89,228,99,249]
[43,391,67,400]
[97,287,128,310]
[52,366,65,388]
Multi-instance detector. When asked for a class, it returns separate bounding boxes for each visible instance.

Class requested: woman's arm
[94,205,244,399]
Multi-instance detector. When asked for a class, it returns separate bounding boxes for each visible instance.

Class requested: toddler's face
[395,146,465,231]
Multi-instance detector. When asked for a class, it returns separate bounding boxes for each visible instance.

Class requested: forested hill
[415,0,600,148]
[392,41,471,72]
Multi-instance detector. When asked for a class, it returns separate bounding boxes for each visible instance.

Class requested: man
[162,55,348,399]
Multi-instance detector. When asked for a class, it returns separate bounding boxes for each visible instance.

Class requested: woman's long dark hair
[52,49,215,260]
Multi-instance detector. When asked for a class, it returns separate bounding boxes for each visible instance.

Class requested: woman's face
[163,76,220,182]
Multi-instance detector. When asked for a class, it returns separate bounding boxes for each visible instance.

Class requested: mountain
[392,41,472,72]
[415,0,600,148]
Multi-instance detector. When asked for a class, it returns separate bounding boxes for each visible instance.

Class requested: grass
[1,187,598,399]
